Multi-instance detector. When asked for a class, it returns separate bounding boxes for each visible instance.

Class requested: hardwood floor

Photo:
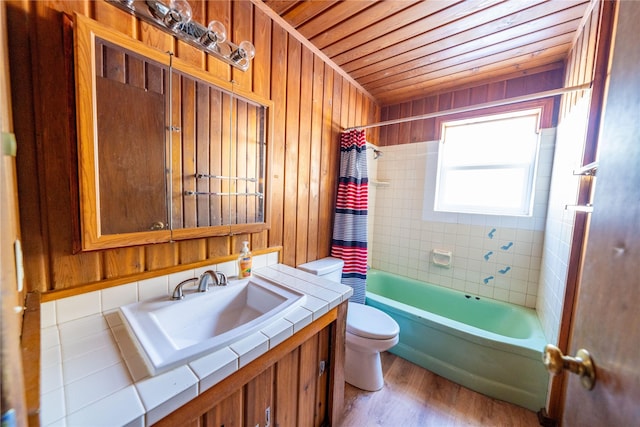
[339,352,540,427]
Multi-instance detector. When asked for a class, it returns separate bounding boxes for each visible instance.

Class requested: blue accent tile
[483,276,494,285]
[498,266,511,274]
[500,242,514,250]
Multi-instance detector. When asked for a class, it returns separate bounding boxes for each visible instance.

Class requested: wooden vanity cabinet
[154,303,347,427]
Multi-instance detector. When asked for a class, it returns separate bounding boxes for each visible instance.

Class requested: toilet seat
[347,302,400,340]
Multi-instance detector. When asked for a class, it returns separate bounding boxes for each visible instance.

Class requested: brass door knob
[543,344,596,390]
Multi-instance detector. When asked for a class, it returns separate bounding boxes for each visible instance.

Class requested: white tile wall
[369,131,556,309]
[537,96,590,344]
[367,143,380,267]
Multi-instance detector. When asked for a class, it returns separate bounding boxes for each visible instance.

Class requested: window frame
[434,108,542,217]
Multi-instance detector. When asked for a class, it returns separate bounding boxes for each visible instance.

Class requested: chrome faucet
[171,270,228,300]
[197,270,228,291]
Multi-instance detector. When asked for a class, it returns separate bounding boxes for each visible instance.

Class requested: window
[434,109,541,216]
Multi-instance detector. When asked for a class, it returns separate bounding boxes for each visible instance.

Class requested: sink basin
[118,276,306,375]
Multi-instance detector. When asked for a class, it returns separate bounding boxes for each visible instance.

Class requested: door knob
[543,344,596,390]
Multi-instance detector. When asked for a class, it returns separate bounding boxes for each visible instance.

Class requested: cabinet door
[204,390,243,427]
[74,14,172,250]
[274,348,299,427]
[95,72,167,235]
[244,367,273,427]
[314,327,331,427]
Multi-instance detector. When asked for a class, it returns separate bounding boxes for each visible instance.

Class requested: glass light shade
[230,40,256,64]
[238,40,256,60]
[200,20,227,47]
[207,20,227,43]
[169,0,192,23]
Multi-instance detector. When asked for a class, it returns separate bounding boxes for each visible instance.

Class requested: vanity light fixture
[107,0,256,71]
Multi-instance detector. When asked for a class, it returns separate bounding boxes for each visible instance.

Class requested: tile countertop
[39,264,353,427]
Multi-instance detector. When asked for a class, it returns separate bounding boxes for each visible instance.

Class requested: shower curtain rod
[345,82,592,131]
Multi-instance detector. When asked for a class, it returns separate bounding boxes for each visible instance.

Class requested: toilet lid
[347,302,400,340]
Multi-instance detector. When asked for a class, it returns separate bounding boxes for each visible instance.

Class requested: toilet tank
[298,257,344,284]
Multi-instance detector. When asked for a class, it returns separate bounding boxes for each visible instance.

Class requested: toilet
[298,257,400,391]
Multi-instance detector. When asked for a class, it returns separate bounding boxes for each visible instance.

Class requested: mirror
[74,14,271,251]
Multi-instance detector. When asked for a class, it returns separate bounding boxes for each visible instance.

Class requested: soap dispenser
[238,241,252,278]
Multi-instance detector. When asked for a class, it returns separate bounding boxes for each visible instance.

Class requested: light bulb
[230,40,256,64]
[200,20,227,47]
[207,20,227,43]
[163,0,192,29]
[238,41,255,60]
[170,0,192,22]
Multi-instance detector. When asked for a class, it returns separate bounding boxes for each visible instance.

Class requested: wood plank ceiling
[262,0,593,105]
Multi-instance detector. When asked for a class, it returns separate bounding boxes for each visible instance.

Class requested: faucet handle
[215,271,227,286]
[171,277,197,300]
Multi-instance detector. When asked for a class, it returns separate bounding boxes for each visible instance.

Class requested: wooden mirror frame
[74,13,272,251]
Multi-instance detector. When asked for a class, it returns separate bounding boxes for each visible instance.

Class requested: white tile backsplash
[168,269,197,290]
[56,292,101,324]
[138,276,169,301]
[216,260,238,278]
[41,301,57,329]
[102,283,138,312]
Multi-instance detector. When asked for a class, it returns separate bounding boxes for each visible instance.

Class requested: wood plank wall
[378,65,565,145]
[6,0,379,294]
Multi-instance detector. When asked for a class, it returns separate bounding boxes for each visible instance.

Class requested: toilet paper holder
[432,249,452,268]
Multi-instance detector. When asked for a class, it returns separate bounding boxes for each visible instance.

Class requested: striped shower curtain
[331,129,368,304]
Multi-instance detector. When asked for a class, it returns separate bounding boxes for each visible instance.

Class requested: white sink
[118,276,306,375]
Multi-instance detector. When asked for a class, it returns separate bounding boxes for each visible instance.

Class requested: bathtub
[365,269,548,411]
